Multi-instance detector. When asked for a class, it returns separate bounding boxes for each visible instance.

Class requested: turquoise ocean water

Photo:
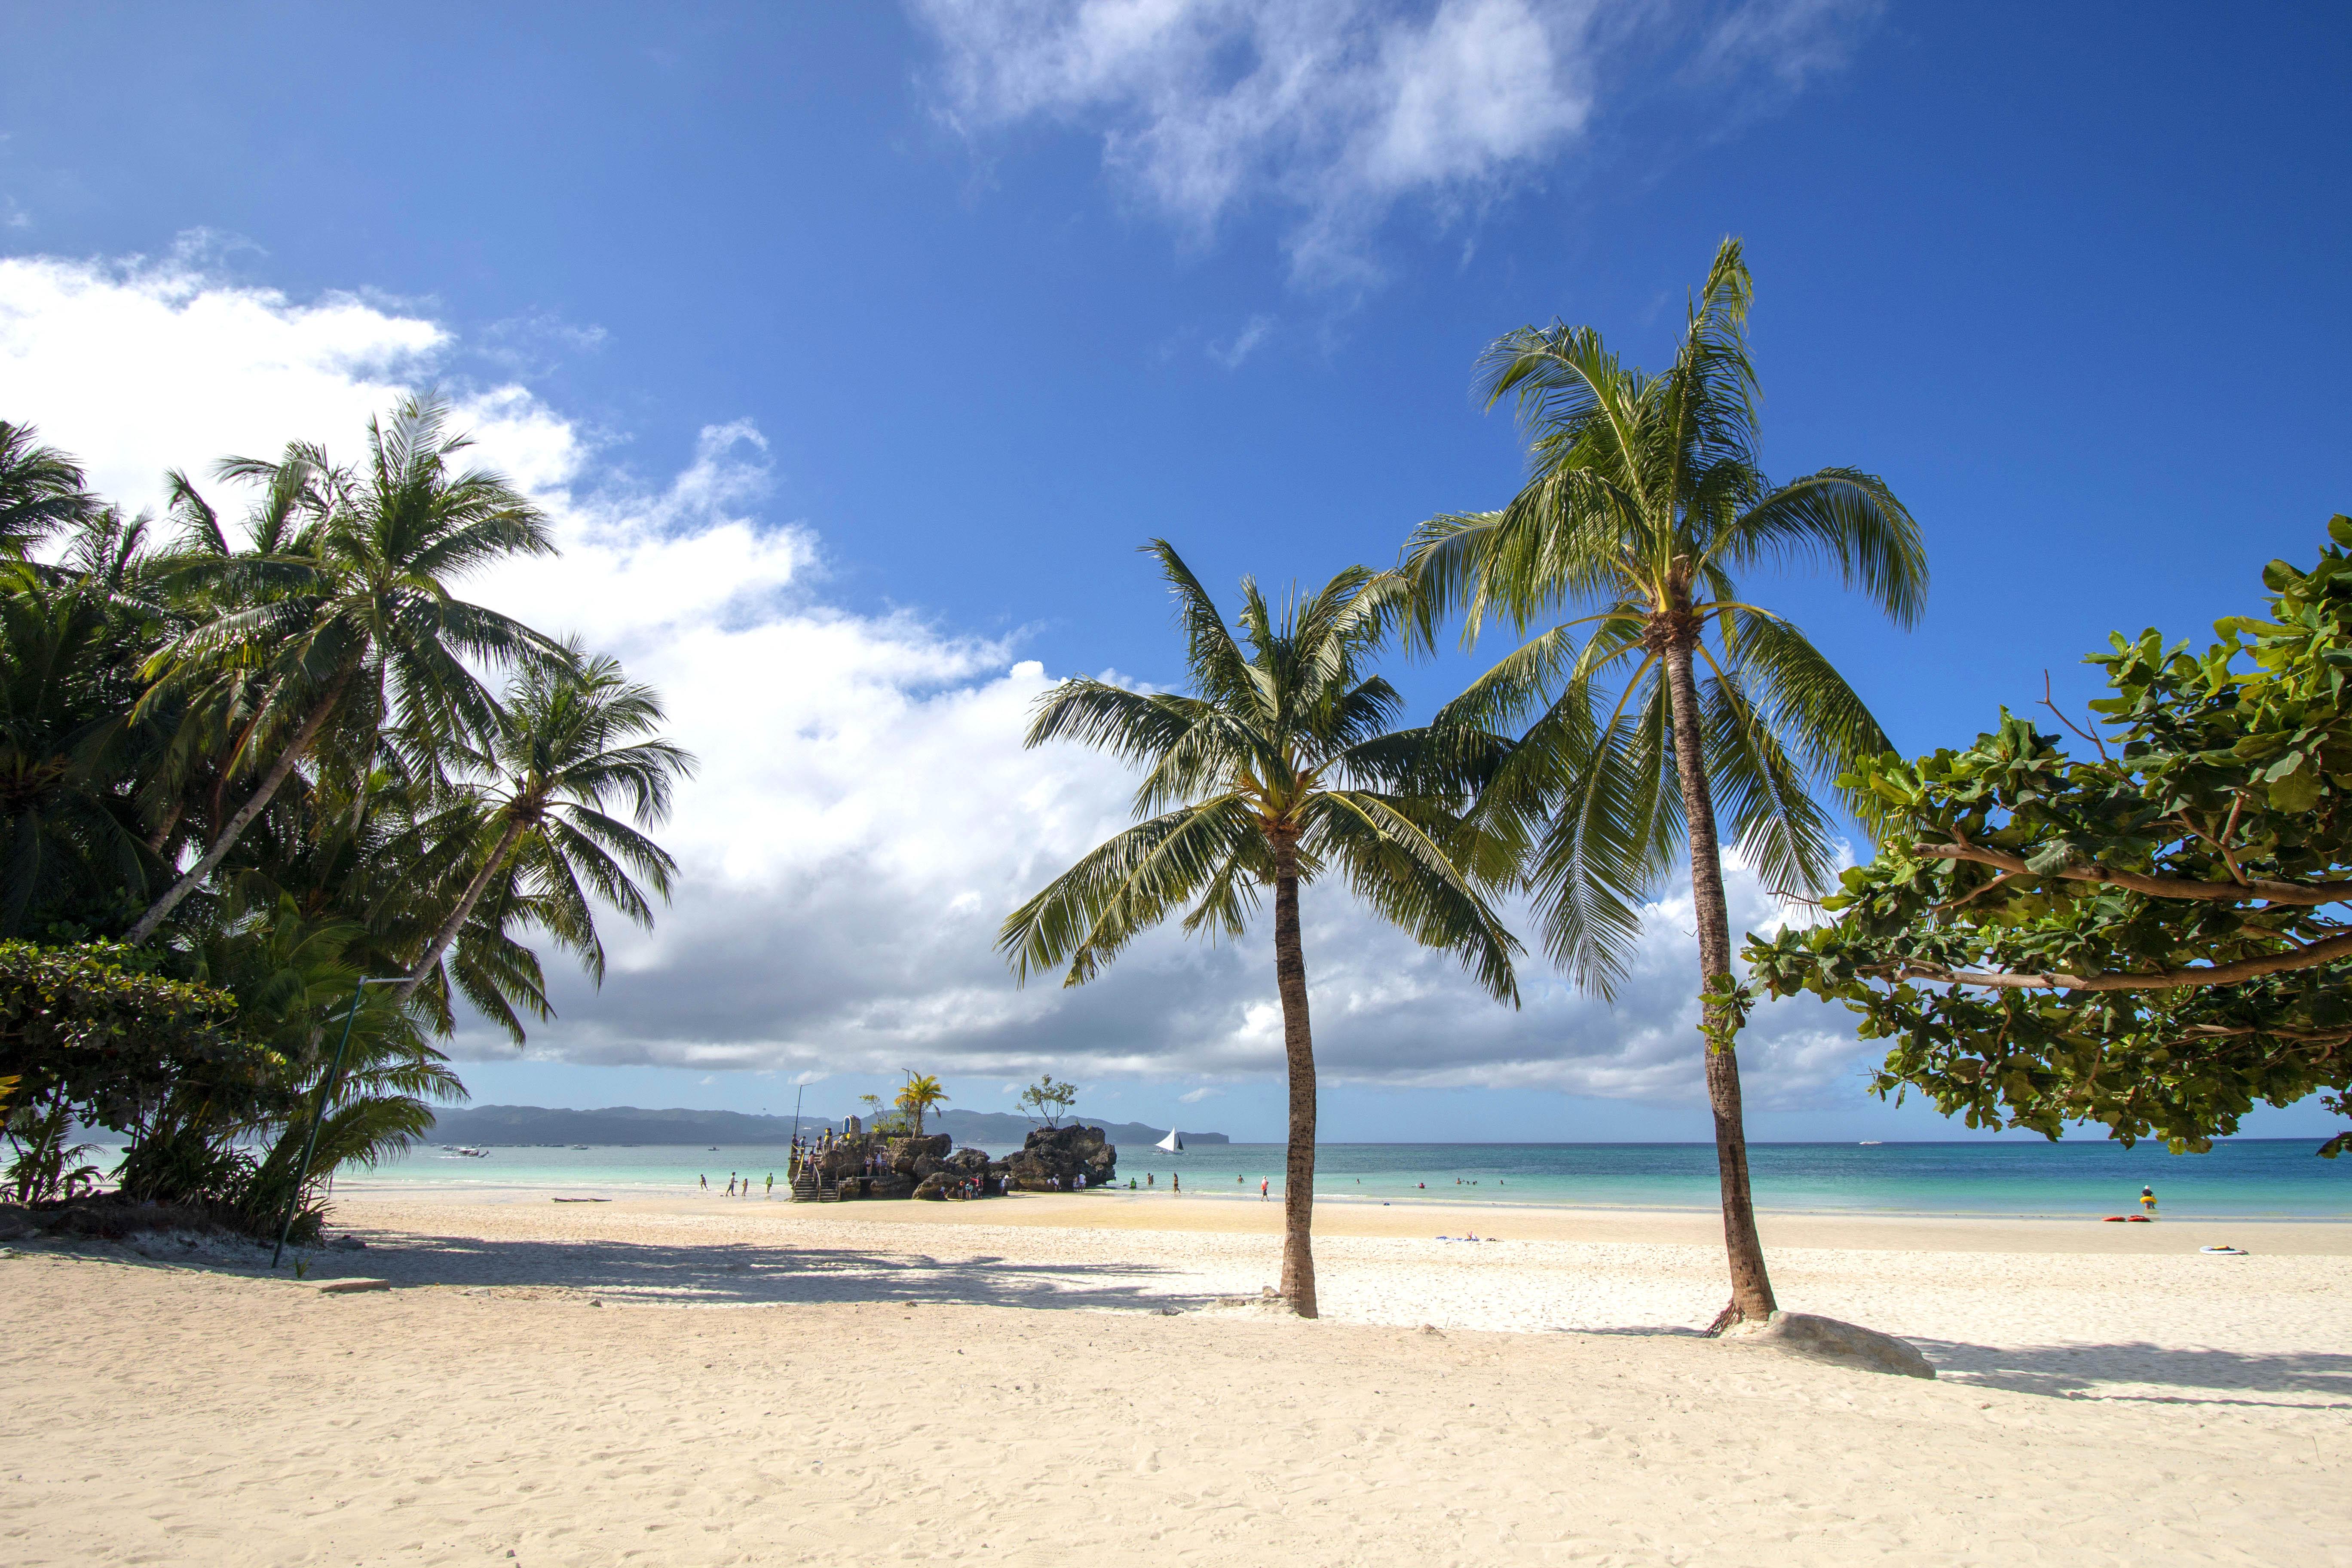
[297,1137,2352,1220]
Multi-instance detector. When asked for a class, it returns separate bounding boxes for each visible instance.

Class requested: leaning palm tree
[127,395,557,944]
[896,1074,949,1139]
[1403,238,1927,1328]
[392,642,693,1007]
[1001,542,1521,1317]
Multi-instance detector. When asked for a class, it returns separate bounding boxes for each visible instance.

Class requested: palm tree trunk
[1271,836,1319,1319]
[391,815,528,1005]
[1660,640,1777,1327]
[143,800,183,857]
[126,672,352,946]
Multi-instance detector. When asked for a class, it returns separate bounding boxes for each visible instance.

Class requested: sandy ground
[3,1191,2346,1566]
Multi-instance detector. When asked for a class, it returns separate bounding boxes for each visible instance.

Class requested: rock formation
[1002,1124,1117,1191]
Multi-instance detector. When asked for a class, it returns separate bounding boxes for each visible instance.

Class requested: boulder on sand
[1718,1311,1936,1379]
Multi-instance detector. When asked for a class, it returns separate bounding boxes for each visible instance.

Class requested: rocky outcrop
[1002,1124,1117,1191]
[914,1147,1000,1200]
[1719,1311,1937,1379]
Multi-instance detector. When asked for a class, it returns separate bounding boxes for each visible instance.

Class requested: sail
[1155,1128,1184,1153]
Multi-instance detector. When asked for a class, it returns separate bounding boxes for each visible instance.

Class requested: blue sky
[3,2,2347,1142]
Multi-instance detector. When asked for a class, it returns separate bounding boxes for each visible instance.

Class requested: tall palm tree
[392,642,693,1007]
[1001,542,1521,1317]
[127,396,556,945]
[896,1073,949,1139]
[1403,238,1926,1327]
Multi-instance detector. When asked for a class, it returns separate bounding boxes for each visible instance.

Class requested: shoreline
[331,1185,2352,1231]
[305,1189,2352,1261]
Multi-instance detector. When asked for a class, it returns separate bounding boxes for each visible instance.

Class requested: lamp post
[272,976,401,1269]
[788,1083,805,1179]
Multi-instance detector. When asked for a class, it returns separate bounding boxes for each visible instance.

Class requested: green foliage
[0,398,686,1225]
[1696,974,1755,1056]
[5,1087,102,1203]
[0,939,266,1132]
[1745,523,2352,1155]
[1016,1074,1078,1128]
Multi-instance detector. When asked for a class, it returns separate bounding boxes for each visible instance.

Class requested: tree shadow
[89,1222,1224,1314]
[1916,1338,2352,1408]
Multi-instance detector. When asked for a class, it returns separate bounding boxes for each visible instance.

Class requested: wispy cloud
[1207,312,1276,368]
[1691,0,1881,89]
[914,0,1600,288]
[1177,1086,1223,1104]
[910,0,1879,289]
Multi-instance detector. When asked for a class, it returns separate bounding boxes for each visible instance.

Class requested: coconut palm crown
[395,641,694,1010]
[1001,540,1521,1317]
[896,1073,949,1139]
[1403,237,1927,1325]
[127,395,557,944]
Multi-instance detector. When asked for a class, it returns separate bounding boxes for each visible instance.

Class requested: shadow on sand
[103,1220,1223,1315]
[1918,1338,2352,1408]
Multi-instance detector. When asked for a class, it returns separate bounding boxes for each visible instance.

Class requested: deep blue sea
[304,1137,2352,1220]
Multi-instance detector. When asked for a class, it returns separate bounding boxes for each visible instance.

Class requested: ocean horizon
[282,1136,2352,1220]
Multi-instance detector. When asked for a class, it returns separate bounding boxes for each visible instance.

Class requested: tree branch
[1871,931,2352,991]
[1914,842,2352,906]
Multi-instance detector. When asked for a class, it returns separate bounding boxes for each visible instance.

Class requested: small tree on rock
[1017,1074,1077,1129]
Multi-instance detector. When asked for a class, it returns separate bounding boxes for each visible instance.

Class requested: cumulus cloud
[910,0,1879,287]
[0,245,1872,1110]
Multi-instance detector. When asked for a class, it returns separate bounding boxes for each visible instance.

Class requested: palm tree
[392,642,693,1007]
[126,395,556,945]
[0,421,94,555]
[896,1073,949,1138]
[1403,238,1926,1327]
[1001,542,1521,1317]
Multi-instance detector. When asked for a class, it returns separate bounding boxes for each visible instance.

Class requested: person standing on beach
[700,1174,708,1192]
[2142,1185,2158,1210]
[765,1172,773,1198]
[1172,1173,1180,1194]
[1260,1178,1269,1201]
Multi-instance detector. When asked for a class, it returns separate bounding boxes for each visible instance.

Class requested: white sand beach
[3,1191,2346,1566]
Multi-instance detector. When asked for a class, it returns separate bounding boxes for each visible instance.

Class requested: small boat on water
[1156,1128,1185,1154]
[1858,1140,1883,1146]
[441,1146,490,1158]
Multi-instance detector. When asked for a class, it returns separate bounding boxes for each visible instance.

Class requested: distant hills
[423,1104,1228,1149]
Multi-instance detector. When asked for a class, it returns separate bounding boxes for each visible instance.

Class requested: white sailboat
[1155,1128,1184,1154]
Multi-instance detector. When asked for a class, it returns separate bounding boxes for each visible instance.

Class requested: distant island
[423,1104,1229,1149]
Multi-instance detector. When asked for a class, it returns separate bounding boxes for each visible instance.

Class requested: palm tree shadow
[1917,1338,2352,1409]
[198,1224,1223,1313]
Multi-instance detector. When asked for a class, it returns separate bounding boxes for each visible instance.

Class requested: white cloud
[916,0,1598,286]
[0,246,1874,1111]
[910,0,1878,287]
[0,250,447,513]
[1177,1085,1223,1103]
